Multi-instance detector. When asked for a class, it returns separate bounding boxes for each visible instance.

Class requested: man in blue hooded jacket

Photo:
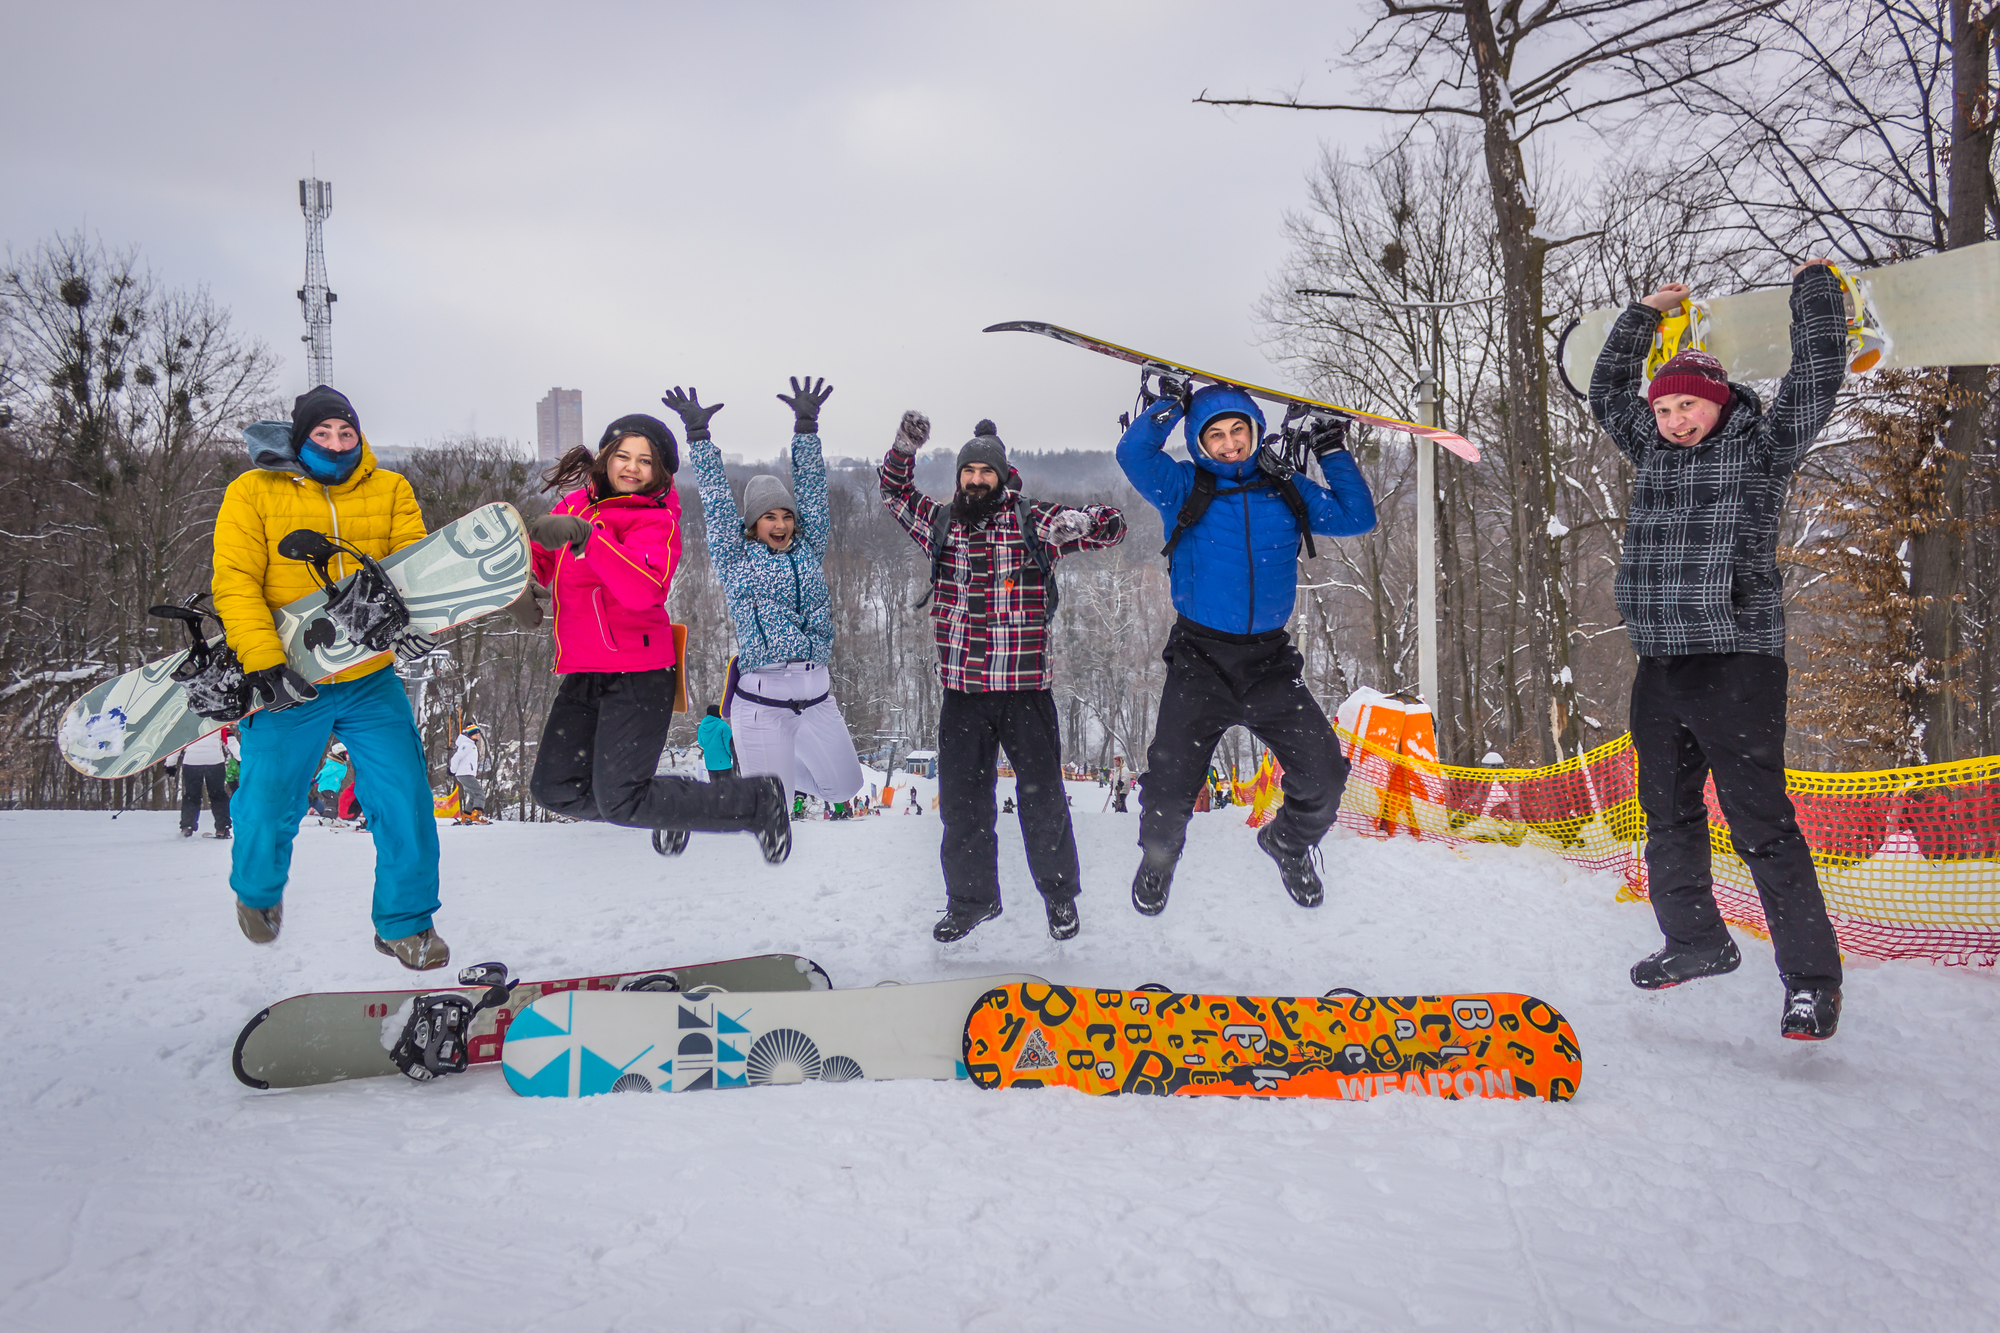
[1116,384,1376,913]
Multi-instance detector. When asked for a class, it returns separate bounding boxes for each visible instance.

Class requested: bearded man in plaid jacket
[1590,258,1851,1041]
[880,412,1126,942]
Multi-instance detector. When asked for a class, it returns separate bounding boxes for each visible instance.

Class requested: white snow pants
[733,663,864,804]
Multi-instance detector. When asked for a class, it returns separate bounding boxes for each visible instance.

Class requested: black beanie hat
[599,413,680,475]
[290,384,360,448]
[956,419,1008,477]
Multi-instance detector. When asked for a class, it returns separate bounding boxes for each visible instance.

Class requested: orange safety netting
[1329,719,2000,967]
[1231,754,1285,828]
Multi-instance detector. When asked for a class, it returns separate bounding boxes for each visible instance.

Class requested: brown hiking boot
[375,928,451,971]
[236,899,283,944]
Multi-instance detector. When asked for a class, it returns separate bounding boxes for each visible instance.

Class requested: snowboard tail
[963,985,1581,1102]
[232,952,831,1090]
[502,974,1043,1097]
[60,502,530,780]
[985,321,1480,462]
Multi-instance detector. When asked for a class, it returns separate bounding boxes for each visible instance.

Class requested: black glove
[775,376,834,434]
[1308,416,1349,457]
[529,513,592,554]
[660,386,724,441]
[244,664,319,714]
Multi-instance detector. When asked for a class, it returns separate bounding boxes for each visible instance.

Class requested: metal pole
[1414,371,1440,713]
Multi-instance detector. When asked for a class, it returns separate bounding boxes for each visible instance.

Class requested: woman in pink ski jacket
[519,412,790,862]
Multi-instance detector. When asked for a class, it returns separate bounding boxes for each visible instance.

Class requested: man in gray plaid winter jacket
[1590,259,1850,1042]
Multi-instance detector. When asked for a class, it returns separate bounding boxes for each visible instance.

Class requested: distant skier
[1105,756,1131,813]
[167,725,238,839]
[313,744,347,820]
[697,703,737,779]
[212,386,448,969]
[1117,383,1376,915]
[521,413,790,861]
[881,413,1126,941]
[673,377,866,814]
[1589,258,1850,1041]
[449,722,488,824]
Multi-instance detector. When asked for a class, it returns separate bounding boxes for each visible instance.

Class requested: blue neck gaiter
[299,440,363,485]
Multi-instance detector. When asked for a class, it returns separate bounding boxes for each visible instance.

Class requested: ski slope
[3,804,1997,1331]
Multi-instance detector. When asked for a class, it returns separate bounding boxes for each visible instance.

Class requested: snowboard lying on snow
[502,974,1043,1097]
[963,984,1581,1102]
[60,501,530,780]
[233,952,830,1089]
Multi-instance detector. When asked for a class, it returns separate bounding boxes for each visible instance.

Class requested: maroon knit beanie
[1647,349,1732,407]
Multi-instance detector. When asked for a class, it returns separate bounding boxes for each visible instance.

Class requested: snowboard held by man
[1115,382,1377,916]
[517,413,791,862]
[880,412,1126,942]
[1589,257,1851,1041]
[211,385,449,969]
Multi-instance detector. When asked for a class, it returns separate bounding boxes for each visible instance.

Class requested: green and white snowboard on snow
[1558,240,2000,396]
[58,501,529,780]
[502,974,1044,1097]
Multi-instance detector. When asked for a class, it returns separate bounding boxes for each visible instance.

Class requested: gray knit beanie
[740,474,797,534]
[956,419,1008,477]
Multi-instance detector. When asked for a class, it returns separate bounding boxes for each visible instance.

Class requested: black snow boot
[651,827,690,857]
[1630,937,1741,991]
[750,776,791,864]
[1131,855,1175,916]
[1045,896,1079,941]
[1257,824,1323,907]
[1780,986,1841,1041]
[933,901,1001,942]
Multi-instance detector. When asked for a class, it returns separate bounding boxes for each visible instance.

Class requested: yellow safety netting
[1330,727,2000,968]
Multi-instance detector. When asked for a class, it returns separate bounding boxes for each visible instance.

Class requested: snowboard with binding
[502,974,1043,1097]
[963,984,1581,1102]
[232,952,832,1089]
[1556,240,2000,398]
[984,320,1480,462]
[59,501,530,780]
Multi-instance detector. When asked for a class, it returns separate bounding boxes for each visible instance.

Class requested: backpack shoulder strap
[1014,496,1060,620]
[1271,476,1318,561]
[913,506,955,610]
[1160,469,1219,558]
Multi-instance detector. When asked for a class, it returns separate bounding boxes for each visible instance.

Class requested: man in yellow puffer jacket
[215,385,448,970]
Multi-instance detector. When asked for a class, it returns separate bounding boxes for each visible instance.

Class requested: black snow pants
[179,762,230,834]
[1630,653,1842,989]
[1140,618,1348,863]
[937,688,1080,910]
[530,670,759,831]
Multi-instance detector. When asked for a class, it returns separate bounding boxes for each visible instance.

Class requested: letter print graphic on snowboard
[963,985,1582,1102]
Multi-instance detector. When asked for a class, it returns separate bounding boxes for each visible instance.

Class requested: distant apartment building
[536,388,584,461]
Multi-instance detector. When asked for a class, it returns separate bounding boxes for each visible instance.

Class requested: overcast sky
[3,1,1389,459]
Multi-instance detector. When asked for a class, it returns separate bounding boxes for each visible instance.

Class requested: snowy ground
[5,800,1999,1332]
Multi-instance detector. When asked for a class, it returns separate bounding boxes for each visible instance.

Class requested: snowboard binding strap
[388,962,517,1082]
[278,529,437,662]
[148,594,250,721]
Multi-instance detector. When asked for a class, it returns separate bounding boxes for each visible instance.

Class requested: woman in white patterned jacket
[666,377,865,812]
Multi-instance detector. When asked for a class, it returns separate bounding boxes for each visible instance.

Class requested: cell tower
[297,178,337,387]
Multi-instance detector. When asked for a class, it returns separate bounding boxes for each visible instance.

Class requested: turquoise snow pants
[230,667,441,940]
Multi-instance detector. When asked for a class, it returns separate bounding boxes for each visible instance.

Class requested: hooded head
[290,385,366,485]
[1184,386,1266,468]
[705,703,722,718]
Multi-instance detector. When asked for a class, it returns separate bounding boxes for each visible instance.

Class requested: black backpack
[1159,454,1318,562]
[915,494,1060,620]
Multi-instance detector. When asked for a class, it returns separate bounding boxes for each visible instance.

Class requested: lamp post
[1296,286,1498,732]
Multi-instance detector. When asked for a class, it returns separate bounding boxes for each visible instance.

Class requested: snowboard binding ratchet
[388,962,517,1082]
[148,594,250,721]
[1826,262,1888,373]
[278,529,437,662]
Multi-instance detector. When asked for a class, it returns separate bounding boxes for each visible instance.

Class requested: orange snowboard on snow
[963,984,1581,1103]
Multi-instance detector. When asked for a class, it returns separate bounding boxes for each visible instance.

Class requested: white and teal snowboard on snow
[502,974,1044,1097]
[57,501,530,780]
[1557,239,2000,396]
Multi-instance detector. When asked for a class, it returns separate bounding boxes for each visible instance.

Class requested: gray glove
[892,410,931,456]
[504,582,548,629]
[1047,508,1094,543]
[530,513,592,554]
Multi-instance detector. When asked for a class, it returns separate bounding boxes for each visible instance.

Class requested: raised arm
[1115,399,1195,520]
[1765,262,1849,477]
[1301,447,1377,538]
[1031,501,1127,558]
[1588,297,1671,467]
[688,437,748,576]
[776,376,835,554]
[877,410,942,551]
